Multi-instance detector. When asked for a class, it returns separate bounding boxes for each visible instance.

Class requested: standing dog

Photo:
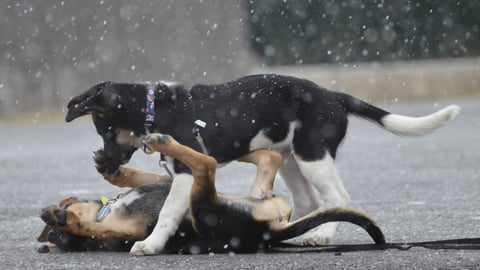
[38,138,385,254]
[66,74,460,255]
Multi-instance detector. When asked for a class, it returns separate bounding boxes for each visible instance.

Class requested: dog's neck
[143,83,207,154]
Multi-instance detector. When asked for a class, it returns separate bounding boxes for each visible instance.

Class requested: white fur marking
[249,121,299,151]
[109,191,142,212]
[278,153,321,220]
[159,80,178,87]
[249,131,273,150]
[381,105,461,136]
[295,153,350,207]
[295,153,351,245]
[130,173,193,255]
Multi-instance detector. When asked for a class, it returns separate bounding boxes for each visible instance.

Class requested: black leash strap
[269,237,480,253]
[159,153,174,178]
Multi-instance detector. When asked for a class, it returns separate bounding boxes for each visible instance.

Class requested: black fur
[66,74,390,174]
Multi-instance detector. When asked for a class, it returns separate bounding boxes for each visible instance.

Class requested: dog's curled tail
[269,207,385,244]
[336,92,461,136]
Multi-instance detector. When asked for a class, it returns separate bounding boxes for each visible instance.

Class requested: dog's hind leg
[279,153,321,220]
[238,150,283,199]
[295,152,351,245]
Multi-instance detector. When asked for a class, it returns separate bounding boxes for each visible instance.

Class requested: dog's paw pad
[144,134,171,145]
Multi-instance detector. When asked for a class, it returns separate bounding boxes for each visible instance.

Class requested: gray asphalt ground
[0,98,479,269]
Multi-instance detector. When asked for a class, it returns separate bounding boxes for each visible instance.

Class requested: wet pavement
[1,98,479,269]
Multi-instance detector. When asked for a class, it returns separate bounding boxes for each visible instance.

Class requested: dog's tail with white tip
[336,92,461,136]
[380,105,460,136]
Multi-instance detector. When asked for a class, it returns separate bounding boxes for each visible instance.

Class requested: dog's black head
[66,81,111,122]
[66,81,197,174]
[66,82,153,173]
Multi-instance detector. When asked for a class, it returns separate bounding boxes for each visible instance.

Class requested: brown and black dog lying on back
[38,134,385,254]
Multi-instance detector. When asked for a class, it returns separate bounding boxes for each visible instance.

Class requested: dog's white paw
[302,223,338,246]
[303,231,332,246]
[130,240,159,256]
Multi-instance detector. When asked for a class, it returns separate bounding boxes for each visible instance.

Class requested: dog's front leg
[94,149,172,188]
[101,165,172,188]
[130,173,193,255]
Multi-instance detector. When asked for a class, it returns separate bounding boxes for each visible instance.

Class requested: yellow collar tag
[101,196,108,205]
[97,196,111,221]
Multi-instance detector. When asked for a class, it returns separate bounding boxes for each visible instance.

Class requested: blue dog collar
[145,85,156,129]
[96,196,111,222]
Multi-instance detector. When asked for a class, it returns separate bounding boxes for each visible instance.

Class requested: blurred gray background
[0,0,257,116]
[1,0,479,118]
[1,1,479,268]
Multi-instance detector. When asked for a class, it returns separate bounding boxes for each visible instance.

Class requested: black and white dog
[66,74,460,255]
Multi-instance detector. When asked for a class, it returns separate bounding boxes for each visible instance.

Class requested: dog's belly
[248,121,298,153]
[109,190,143,212]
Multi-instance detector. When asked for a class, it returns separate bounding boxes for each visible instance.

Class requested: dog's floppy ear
[37,225,51,242]
[58,197,79,208]
[65,81,112,122]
